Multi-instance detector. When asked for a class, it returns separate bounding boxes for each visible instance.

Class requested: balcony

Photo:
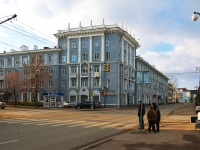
[70,73,77,78]
[81,72,88,77]
[93,72,100,77]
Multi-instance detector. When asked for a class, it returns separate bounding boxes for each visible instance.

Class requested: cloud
[1,0,200,89]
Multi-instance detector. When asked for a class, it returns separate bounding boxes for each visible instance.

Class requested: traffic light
[104,64,108,71]
[107,64,110,72]
[104,63,110,72]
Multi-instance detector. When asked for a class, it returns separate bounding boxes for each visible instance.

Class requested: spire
[122,22,123,29]
[102,18,104,25]
[79,22,81,27]
[90,20,92,26]
[68,23,70,29]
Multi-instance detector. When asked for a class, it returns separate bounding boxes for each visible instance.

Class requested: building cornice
[54,24,139,48]
[0,48,61,56]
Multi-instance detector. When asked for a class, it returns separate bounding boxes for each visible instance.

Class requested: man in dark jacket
[138,100,145,129]
[155,108,161,132]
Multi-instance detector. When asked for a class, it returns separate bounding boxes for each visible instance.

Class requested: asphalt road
[0,103,188,150]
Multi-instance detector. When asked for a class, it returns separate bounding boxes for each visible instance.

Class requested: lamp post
[192,12,200,21]
[35,69,39,104]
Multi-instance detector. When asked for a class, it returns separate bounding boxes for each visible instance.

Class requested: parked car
[0,101,5,109]
[93,101,101,108]
[63,101,74,108]
[76,101,94,109]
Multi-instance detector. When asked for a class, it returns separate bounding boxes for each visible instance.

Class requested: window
[62,56,66,62]
[94,67,99,72]
[62,68,66,75]
[49,68,53,75]
[105,79,110,87]
[83,54,88,61]
[7,58,12,66]
[0,71,4,77]
[71,68,77,73]
[82,67,88,73]
[62,43,66,49]
[22,57,28,65]
[94,40,100,47]
[94,53,99,60]
[106,52,110,60]
[71,54,77,61]
[94,79,99,86]
[0,81,4,88]
[71,79,76,86]
[72,42,77,48]
[48,55,53,63]
[7,70,11,76]
[15,59,19,65]
[48,81,53,87]
[39,81,44,87]
[81,79,88,86]
[7,82,11,88]
[40,56,45,64]
[106,40,110,46]
[0,60,4,66]
[83,42,88,48]
[62,80,66,87]
[23,81,27,88]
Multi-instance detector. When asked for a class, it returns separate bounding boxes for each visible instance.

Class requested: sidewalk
[83,103,200,150]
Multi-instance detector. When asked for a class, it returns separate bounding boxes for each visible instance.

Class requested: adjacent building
[135,56,169,104]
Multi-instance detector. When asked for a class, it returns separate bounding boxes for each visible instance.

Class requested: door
[50,97,56,107]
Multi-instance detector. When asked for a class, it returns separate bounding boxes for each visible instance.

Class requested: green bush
[5,101,43,107]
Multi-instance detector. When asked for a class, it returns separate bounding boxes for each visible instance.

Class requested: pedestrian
[155,108,161,132]
[147,106,157,133]
[152,102,158,110]
[138,100,145,129]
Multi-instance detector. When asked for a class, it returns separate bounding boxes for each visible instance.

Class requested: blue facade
[0,24,140,107]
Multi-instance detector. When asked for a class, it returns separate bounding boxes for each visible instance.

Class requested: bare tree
[5,70,23,106]
[23,52,52,103]
[167,75,179,88]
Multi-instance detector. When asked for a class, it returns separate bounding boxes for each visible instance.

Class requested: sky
[0,0,200,90]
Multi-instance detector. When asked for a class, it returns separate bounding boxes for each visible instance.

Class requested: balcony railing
[70,73,77,78]
[81,72,88,77]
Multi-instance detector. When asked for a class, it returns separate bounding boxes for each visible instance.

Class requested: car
[93,101,101,108]
[76,101,93,109]
[0,101,5,109]
[63,101,74,108]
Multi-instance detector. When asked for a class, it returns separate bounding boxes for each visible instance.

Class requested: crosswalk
[0,118,137,130]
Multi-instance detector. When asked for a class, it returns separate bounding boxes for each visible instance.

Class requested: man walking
[138,100,145,129]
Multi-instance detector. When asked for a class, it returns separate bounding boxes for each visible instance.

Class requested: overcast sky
[0,0,200,90]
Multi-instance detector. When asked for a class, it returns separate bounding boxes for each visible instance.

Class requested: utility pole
[0,14,17,24]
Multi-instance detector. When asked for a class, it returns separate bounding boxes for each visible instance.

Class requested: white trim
[101,35,105,62]
[67,38,70,63]
[89,36,92,62]
[78,37,81,63]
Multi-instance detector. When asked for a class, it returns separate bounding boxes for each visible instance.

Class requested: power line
[0,41,20,50]
[4,22,57,45]
[164,72,199,75]
[16,20,56,41]
[0,25,56,47]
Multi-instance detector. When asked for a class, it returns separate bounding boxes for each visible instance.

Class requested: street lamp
[35,69,40,104]
[192,12,200,21]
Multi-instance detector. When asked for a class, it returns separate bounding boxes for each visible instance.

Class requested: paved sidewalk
[83,103,200,150]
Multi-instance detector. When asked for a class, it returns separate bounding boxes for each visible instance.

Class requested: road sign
[198,88,200,92]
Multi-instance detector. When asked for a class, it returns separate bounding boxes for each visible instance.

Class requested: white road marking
[0,140,19,145]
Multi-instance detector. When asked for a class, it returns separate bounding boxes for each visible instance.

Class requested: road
[0,103,188,150]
